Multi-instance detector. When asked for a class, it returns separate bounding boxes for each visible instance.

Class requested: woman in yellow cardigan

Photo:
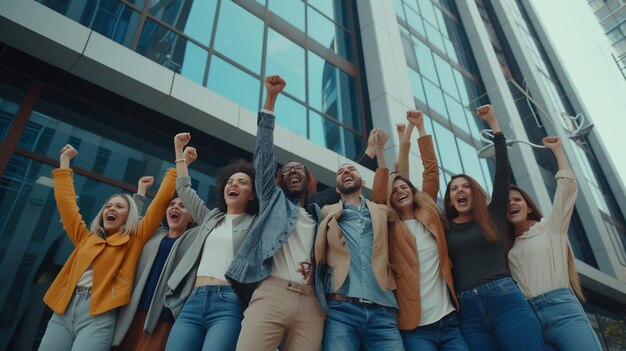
[384,111,468,350]
[39,144,176,351]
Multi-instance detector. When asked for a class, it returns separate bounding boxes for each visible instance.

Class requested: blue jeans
[165,285,243,351]
[400,312,469,351]
[39,287,117,351]
[529,288,601,351]
[457,277,543,351]
[322,300,404,351]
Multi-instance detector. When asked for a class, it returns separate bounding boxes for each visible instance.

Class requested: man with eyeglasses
[314,130,405,350]
[226,75,325,351]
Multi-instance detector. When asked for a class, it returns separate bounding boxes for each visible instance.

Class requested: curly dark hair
[215,159,259,214]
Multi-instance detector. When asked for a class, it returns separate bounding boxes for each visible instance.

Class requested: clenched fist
[265,75,286,96]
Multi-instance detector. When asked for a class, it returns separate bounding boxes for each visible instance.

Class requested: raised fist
[406,110,424,128]
[396,123,406,141]
[60,144,78,160]
[542,136,561,150]
[376,129,389,150]
[174,133,191,149]
[138,176,154,189]
[367,128,378,149]
[184,147,197,166]
[264,75,286,96]
[476,104,495,122]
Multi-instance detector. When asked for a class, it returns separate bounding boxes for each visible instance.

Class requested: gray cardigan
[112,195,202,346]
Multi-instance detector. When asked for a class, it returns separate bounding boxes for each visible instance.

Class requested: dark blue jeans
[322,300,404,351]
[457,277,543,351]
[529,288,601,351]
[400,312,469,351]
[165,285,243,351]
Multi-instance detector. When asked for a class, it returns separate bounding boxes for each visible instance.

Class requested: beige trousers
[236,276,325,351]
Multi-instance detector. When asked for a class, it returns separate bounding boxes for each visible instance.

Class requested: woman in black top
[443,104,543,351]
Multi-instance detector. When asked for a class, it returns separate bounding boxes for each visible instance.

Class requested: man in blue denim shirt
[226,76,325,351]
[315,132,404,351]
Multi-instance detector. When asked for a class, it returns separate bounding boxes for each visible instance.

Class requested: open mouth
[456,194,468,205]
[169,210,180,220]
[342,174,354,183]
[288,175,302,185]
[227,189,240,197]
[508,207,520,215]
[105,213,117,222]
[398,194,409,201]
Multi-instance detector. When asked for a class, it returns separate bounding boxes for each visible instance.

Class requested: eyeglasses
[281,164,306,175]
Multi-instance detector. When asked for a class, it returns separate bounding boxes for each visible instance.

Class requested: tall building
[1,0,625,349]
[588,0,626,79]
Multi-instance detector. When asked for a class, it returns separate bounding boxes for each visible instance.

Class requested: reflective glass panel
[409,68,426,103]
[214,1,264,74]
[308,8,354,62]
[310,111,362,157]
[207,56,260,112]
[480,158,493,194]
[457,138,486,186]
[136,19,208,85]
[148,0,218,47]
[432,121,463,174]
[80,0,141,48]
[424,21,445,53]
[433,54,458,99]
[416,0,437,26]
[0,76,26,141]
[269,0,305,31]
[422,78,447,117]
[394,0,406,20]
[308,0,351,29]
[444,94,469,132]
[274,95,307,137]
[308,52,361,131]
[414,39,438,84]
[404,5,426,37]
[265,30,306,100]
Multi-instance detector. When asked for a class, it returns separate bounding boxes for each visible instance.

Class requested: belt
[75,286,92,295]
[326,294,376,305]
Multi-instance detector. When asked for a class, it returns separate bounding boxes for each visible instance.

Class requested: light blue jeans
[457,277,544,351]
[165,285,243,351]
[400,312,469,351]
[322,300,404,351]
[529,288,601,351]
[39,287,117,351]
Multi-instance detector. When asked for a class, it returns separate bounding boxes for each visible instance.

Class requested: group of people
[38,75,601,351]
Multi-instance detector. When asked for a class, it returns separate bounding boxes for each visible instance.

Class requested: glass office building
[1,0,626,349]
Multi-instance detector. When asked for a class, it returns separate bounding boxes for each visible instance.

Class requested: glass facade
[36,0,368,158]
[394,0,493,198]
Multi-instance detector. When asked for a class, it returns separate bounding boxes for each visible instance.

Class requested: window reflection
[309,111,362,156]
[308,8,353,62]
[214,1,264,74]
[0,99,21,142]
[422,79,447,117]
[274,94,307,137]
[444,94,469,132]
[457,138,487,187]
[308,0,351,29]
[269,0,305,31]
[408,68,426,103]
[137,19,208,84]
[432,121,463,175]
[266,30,306,101]
[308,52,361,132]
[148,0,218,47]
[206,56,260,112]
[433,54,458,99]
[414,39,438,83]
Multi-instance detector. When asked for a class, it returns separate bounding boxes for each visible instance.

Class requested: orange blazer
[44,168,176,316]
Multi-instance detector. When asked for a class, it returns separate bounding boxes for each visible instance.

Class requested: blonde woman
[39,144,175,351]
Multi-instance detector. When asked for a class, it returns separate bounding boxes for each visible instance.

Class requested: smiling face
[335,163,364,195]
[280,161,308,198]
[507,189,531,228]
[166,197,194,231]
[391,178,414,212]
[448,176,473,215]
[102,196,130,234]
[224,172,254,214]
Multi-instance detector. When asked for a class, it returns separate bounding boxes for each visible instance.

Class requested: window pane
[408,68,426,103]
[274,95,307,137]
[444,94,469,132]
[70,0,141,48]
[308,52,361,131]
[414,39,438,83]
[424,20,445,53]
[416,0,437,26]
[457,138,486,183]
[207,56,260,112]
[432,121,463,174]
[265,30,306,100]
[136,20,208,84]
[214,1,264,73]
[310,111,362,157]
[404,5,426,37]
[269,0,304,31]
[0,76,26,142]
[433,54,458,99]
[307,0,351,29]
[148,0,217,47]
[308,8,354,62]
[480,158,493,194]
[422,78,447,117]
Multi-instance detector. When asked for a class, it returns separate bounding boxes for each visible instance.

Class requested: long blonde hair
[89,193,139,236]
[506,186,585,301]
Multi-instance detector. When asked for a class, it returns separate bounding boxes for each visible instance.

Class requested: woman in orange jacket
[38,144,176,351]
[385,111,468,350]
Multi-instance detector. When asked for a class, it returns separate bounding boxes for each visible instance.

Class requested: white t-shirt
[405,219,454,325]
[196,214,241,280]
[271,208,316,284]
[77,266,93,288]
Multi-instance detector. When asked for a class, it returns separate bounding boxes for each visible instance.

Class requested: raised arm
[136,168,177,243]
[133,176,154,216]
[53,144,91,245]
[477,104,509,210]
[407,110,438,200]
[544,137,578,233]
[371,129,390,205]
[173,133,210,221]
[255,75,286,208]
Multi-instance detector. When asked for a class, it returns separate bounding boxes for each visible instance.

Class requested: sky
[528,0,626,187]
